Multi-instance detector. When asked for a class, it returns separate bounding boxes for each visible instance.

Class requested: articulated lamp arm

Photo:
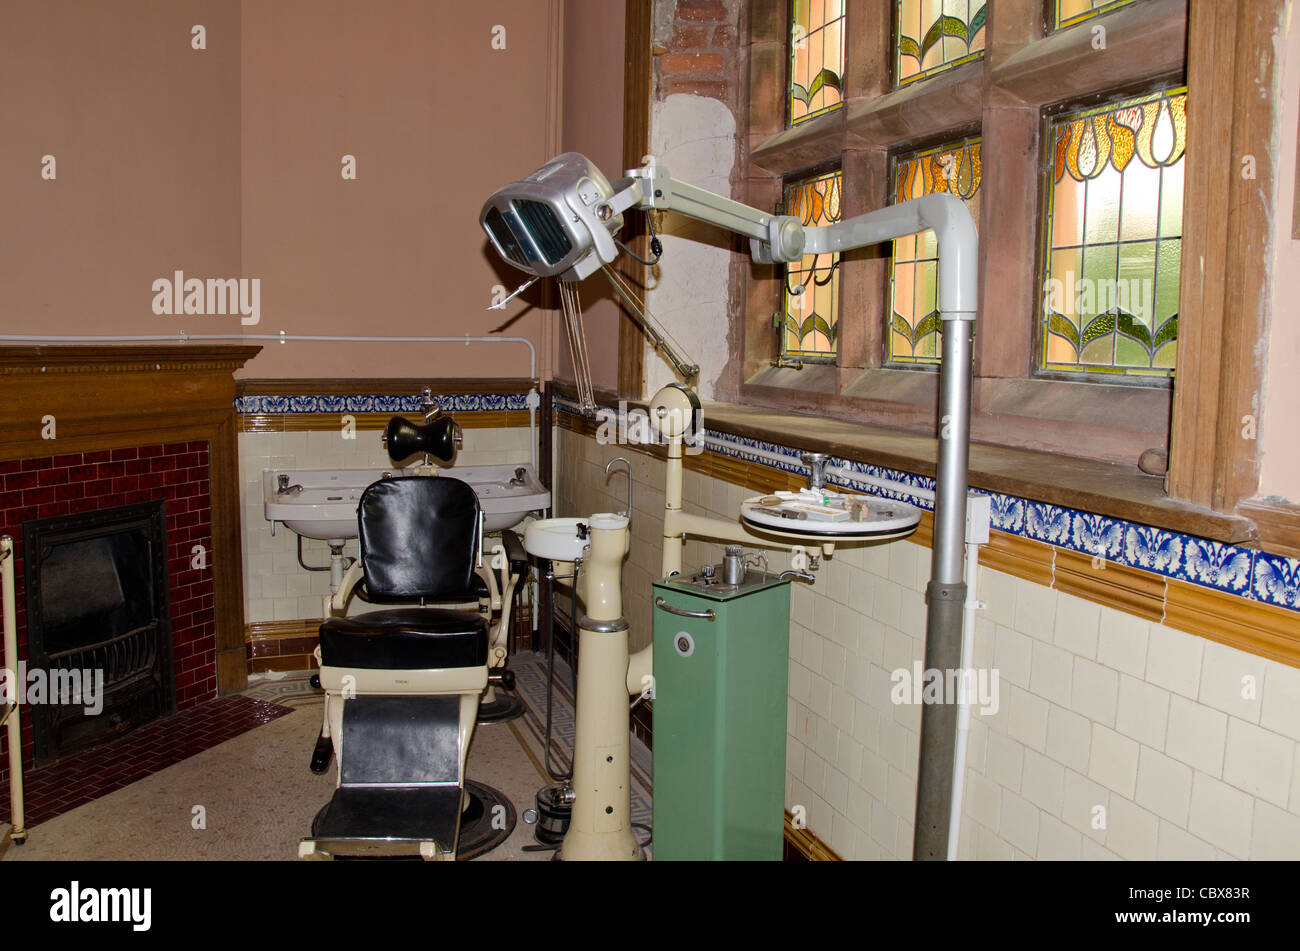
[625,159,977,318]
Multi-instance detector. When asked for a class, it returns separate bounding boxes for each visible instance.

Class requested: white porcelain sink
[263,465,550,541]
[523,515,631,562]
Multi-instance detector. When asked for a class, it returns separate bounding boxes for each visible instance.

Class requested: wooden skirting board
[784,811,843,861]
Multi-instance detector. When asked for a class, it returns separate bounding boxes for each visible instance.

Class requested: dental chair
[299,475,518,860]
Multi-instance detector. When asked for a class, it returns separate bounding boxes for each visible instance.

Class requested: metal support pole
[913,320,974,860]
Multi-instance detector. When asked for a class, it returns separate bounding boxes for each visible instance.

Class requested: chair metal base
[476,692,525,724]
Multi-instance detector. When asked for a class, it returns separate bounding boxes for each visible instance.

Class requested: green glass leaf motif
[891,312,913,340]
[898,34,921,60]
[969,5,986,38]
[892,311,940,345]
[799,313,835,342]
[1153,314,1178,350]
[921,15,970,58]
[806,68,842,101]
[1047,312,1080,349]
[792,70,842,107]
[1115,311,1152,352]
[1080,311,1115,347]
[912,312,940,343]
[786,311,835,349]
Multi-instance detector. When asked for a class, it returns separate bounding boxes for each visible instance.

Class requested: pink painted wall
[0,1,242,340]
[239,0,556,379]
[555,0,628,389]
[0,0,561,381]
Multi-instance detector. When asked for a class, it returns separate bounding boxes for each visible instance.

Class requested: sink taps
[421,386,441,422]
[276,474,305,496]
[509,467,529,487]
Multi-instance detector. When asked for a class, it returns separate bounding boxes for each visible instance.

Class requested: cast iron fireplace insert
[22,500,175,768]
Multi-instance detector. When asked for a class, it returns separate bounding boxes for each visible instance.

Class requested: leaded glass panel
[1041,87,1185,378]
[896,0,986,86]
[790,0,846,126]
[781,169,842,360]
[889,138,982,364]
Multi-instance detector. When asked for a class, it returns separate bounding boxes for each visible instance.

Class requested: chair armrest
[499,530,528,576]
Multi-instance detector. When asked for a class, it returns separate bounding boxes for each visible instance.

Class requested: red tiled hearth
[0,696,291,827]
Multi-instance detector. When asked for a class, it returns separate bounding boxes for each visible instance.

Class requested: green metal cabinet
[651,569,791,860]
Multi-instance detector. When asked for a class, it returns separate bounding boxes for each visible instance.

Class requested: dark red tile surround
[0,441,216,781]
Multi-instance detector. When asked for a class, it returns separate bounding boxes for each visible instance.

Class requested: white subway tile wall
[554,426,1300,860]
[238,427,535,623]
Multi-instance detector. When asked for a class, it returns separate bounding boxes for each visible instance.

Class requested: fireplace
[22,501,175,767]
[0,345,257,785]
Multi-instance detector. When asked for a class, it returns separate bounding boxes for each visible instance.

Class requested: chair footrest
[309,786,463,855]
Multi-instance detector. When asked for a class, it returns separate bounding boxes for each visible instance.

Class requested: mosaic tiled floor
[246,652,655,832]
[0,696,292,828]
[1,652,650,859]
[507,650,653,831]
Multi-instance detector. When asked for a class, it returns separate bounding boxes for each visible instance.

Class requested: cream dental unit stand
[483,152,977,861]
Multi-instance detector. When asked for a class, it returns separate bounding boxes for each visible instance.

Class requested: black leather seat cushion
[319,609,488,670]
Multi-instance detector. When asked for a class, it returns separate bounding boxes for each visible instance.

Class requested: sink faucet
[421,386,441,422]
[605,457,632,520]
[277,474,305,496]
[509,467,529,487]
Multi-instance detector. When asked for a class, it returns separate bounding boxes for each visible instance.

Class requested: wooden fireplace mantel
[0,344,262,695]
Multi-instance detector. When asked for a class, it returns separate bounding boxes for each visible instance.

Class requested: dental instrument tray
[739,490,921,540]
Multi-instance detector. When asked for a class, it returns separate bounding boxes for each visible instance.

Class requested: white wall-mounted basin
[263,464,550,541]
[523,515,631,562]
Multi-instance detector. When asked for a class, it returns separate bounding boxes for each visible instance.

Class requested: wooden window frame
[718,0,1285,533]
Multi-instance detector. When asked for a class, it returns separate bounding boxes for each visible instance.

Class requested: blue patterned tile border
[554,396,1300,614]
[234,392,530,415]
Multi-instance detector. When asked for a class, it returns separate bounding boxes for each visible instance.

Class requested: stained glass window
[888,138,982,365]
[1041,87,1185,379]
[789,0,845,126]
[1055,0,1144,30]
[896,0,986,86]
[781,169,842,360]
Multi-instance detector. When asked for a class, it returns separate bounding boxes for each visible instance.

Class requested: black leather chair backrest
[357,477,481,600]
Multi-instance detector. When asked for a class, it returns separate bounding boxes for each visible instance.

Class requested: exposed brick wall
[651,0,749,402]
[0,441,216,773]
[655,0,741,103]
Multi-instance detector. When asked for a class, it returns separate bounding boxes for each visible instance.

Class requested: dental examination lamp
[482,152,977,861]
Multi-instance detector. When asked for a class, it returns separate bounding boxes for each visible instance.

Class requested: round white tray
[739,492,921,541]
